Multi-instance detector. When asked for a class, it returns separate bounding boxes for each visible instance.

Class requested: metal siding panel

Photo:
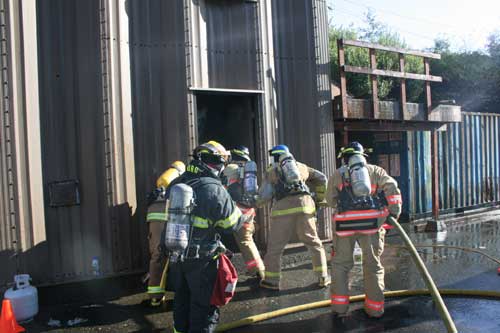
[313,0,334,239]
[474,115,481,205]
[450,124,456,208]
[417,132,425,214]
[0,0,18,287]
[453,122,461,208]
[204,0,258,89]
[36,0,144,284]
[480,115,485,203]
[128,0,190,272]
[496,116,500,201]
[438,130,446,209]
[468,115,473,205]
[496,116,500,202]
[465,114,472,206]
[271,0,330,238]
[485,116,491,202]
[424,131,432,213]
[272,0,320,166]
[460,117,466,207]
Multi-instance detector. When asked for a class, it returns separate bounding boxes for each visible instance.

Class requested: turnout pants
[233,217,265,275]
[147,221,167,299]
[330,228,386,317]
[173,258,219,333]
[263,213,328,284]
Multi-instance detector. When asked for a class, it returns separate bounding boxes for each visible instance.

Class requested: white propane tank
[4,274,39,322]
[164,183,194,253]
[278,153,301,184]
[348,154,371,197]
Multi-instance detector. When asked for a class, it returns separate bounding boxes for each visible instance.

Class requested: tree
[330,11,424,102]
[430,33,500,113]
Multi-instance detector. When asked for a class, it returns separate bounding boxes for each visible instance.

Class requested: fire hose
[217,216,470,332]
[215,289,500,332]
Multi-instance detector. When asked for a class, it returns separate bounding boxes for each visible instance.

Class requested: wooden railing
[337,39,443,120]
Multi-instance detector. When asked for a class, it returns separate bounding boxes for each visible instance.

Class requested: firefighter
[165,141,243,333]
[145,161,185,307]
[222,145,265,280]
[327,141,402,318]
[257,144,330,290]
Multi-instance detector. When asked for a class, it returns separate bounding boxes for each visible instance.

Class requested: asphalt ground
[18,217,500,332]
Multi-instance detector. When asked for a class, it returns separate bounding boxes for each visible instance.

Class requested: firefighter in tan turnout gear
[327,141,402,318]
[258,144,330,290]
[145,161,185,306]
[222,146,265,279]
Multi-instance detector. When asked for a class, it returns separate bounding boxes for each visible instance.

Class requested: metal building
[0,0,333,287]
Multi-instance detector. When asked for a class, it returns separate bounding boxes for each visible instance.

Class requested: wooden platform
[333,98,461,131]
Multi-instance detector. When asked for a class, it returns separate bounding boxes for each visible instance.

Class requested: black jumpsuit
[167,164,241,333]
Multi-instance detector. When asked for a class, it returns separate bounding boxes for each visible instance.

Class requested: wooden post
[424,57,439,220]
[337,39,348,118]
[399,53,407,120]
[342,129,349,146]
[369,48,379,119]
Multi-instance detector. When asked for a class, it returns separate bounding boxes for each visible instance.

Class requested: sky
[328,0,500,51]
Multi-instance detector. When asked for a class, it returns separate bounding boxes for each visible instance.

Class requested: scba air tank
[164,183,194,253]
[348,154,371,197]
[243,161,258,194]
[4,274,39,322]
[278,153,301,184]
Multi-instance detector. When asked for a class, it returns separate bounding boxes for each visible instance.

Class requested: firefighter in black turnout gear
[165,141,242,333]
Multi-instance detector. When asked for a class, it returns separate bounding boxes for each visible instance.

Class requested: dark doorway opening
[196,93,258,159]
[196,92,260,252]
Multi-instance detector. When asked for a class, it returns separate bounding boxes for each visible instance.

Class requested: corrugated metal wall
[271,0,333,238]
[272,0,321,166]
[204,0,259,89]
[36,0,116,283]
[127,0,191,258]
[407,112,500,216]
[0,0,19,287]
[0,0,333,286]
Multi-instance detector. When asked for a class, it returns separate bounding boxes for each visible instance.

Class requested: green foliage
[330,12,424,101]
[430,31,500,113]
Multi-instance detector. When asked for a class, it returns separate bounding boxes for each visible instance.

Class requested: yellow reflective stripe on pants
[147,286,165,294]
[271,206,316,217]
[146,212,167,221]
[265,271,281,278]
[173,327,184,333]
[192,216,210,229]
[214,207,242,229]
[313,265,326,272]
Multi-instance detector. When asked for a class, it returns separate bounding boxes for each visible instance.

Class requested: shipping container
[339,112,500,219]
[405,113,500,217]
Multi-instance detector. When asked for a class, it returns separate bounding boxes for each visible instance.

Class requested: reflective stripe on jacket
[333,207,389,237]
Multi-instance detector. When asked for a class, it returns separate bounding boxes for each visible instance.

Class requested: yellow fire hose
[387,216,457,333]
[218,216,461,332]
[216,289,500,332]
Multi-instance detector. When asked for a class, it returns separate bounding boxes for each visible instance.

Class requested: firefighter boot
[259,279,280,290]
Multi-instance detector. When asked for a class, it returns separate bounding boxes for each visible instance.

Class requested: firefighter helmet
[193,141,230,165]
[230,145,251,162]
[337,141,368,160]
[269,144,290,163]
